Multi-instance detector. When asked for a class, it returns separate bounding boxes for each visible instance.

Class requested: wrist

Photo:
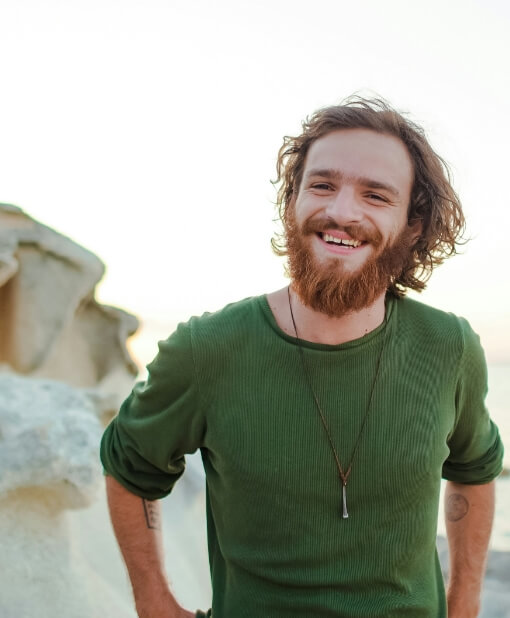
[133,575,176,614]
[135,589,181,618]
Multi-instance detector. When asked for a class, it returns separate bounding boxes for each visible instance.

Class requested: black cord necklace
[287,286,388,519]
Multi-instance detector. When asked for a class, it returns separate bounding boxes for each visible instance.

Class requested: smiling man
[100,97,504,618]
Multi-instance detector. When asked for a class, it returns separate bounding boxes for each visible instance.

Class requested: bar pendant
[342,484,348,519]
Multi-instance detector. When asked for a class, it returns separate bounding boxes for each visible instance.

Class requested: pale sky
[1,0,509,363]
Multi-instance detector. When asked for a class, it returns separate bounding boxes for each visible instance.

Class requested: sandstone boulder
[0,373,136,618]
[0,204,141,616]
[0,203,138,419]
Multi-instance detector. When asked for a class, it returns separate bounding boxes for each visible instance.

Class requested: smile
[319,232,366,249]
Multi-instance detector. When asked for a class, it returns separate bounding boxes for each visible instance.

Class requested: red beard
[285,209,414,318]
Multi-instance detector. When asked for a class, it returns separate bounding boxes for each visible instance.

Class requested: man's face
[287,128,416,316]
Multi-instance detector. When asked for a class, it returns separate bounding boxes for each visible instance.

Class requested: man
[100,97,504,618]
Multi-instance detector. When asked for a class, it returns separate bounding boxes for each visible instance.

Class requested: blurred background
[1,0,509,613]
[2,0,509,361]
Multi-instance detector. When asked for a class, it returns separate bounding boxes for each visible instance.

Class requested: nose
[325,186,363,225]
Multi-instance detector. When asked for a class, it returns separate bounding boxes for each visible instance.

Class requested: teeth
[322,233,362,248]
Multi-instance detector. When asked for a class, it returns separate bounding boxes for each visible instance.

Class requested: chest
[202,344,457,507]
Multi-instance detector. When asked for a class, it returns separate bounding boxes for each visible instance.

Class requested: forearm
[105,475,190,618]
[445,479,495,618]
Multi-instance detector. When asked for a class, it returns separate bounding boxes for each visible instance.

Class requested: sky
[1,0,509,364]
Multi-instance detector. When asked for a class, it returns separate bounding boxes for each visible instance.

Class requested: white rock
[0,202,142,617]
[0,488,136,618]
[0,373,136,617]
[0,203,139,418]
[0,373,103,505]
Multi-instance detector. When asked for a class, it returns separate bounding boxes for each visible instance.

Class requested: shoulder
[149,296,263,370]
[393,296,479,358]
[188,295,263,332]
[185,295,266,355]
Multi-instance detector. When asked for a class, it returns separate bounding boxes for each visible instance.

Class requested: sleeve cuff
[442,433,504,484]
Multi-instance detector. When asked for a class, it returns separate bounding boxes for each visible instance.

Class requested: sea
[130,325,510,551]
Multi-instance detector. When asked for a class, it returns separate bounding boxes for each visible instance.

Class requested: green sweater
[100,295,503,618]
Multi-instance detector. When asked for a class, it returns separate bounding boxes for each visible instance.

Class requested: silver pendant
[342,484,348,519]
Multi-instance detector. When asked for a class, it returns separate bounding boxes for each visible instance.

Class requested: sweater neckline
[257,293,396,352]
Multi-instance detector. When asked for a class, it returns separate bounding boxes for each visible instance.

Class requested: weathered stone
[0,203,138,418]
[0,373,103,505]
[0,373,136,617]
[0,205,141,617]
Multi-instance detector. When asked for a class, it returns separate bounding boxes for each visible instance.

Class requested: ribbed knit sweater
[100,295,503,618]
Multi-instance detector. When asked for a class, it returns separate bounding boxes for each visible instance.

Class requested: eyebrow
[304,168,401,199]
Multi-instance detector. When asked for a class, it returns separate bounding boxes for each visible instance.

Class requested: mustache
[300,216,383,246]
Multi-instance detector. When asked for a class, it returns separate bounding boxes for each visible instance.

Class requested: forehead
[304,128,414,194]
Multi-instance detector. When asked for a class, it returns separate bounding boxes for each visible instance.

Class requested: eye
[366,193,388,203]
[311,182,333,191]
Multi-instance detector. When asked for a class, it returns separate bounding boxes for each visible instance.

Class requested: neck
[288,285,387,345]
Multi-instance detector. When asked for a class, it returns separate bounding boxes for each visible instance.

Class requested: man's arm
[444,479,495,618]
[105,475,194,618]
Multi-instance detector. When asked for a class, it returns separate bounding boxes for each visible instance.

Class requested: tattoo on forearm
[446,493,469,522]
[142,498,161,530]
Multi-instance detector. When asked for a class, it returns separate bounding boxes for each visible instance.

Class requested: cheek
[293,193,327,221]
[293,199,312,224]
[383,212,409,240]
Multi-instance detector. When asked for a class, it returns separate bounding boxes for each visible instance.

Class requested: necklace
[287,286,388,519]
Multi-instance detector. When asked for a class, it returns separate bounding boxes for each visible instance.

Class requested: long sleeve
[442,318,504,484]
[100,321,206,499]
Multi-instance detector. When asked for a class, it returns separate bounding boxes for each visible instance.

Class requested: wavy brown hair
[272,96,466,296]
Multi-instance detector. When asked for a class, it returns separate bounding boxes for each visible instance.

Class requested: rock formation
[0,203,139,617]
[0,203,138,421]
[0,374,136,618]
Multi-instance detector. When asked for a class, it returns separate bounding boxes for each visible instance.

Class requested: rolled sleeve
[442,318,504,484]
[100,321,205,499]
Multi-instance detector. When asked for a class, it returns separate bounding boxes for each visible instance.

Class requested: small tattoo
[142,498,161,530]
[446,493,469,521]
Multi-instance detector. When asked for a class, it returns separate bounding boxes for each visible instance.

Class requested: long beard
[285,210,414,318]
